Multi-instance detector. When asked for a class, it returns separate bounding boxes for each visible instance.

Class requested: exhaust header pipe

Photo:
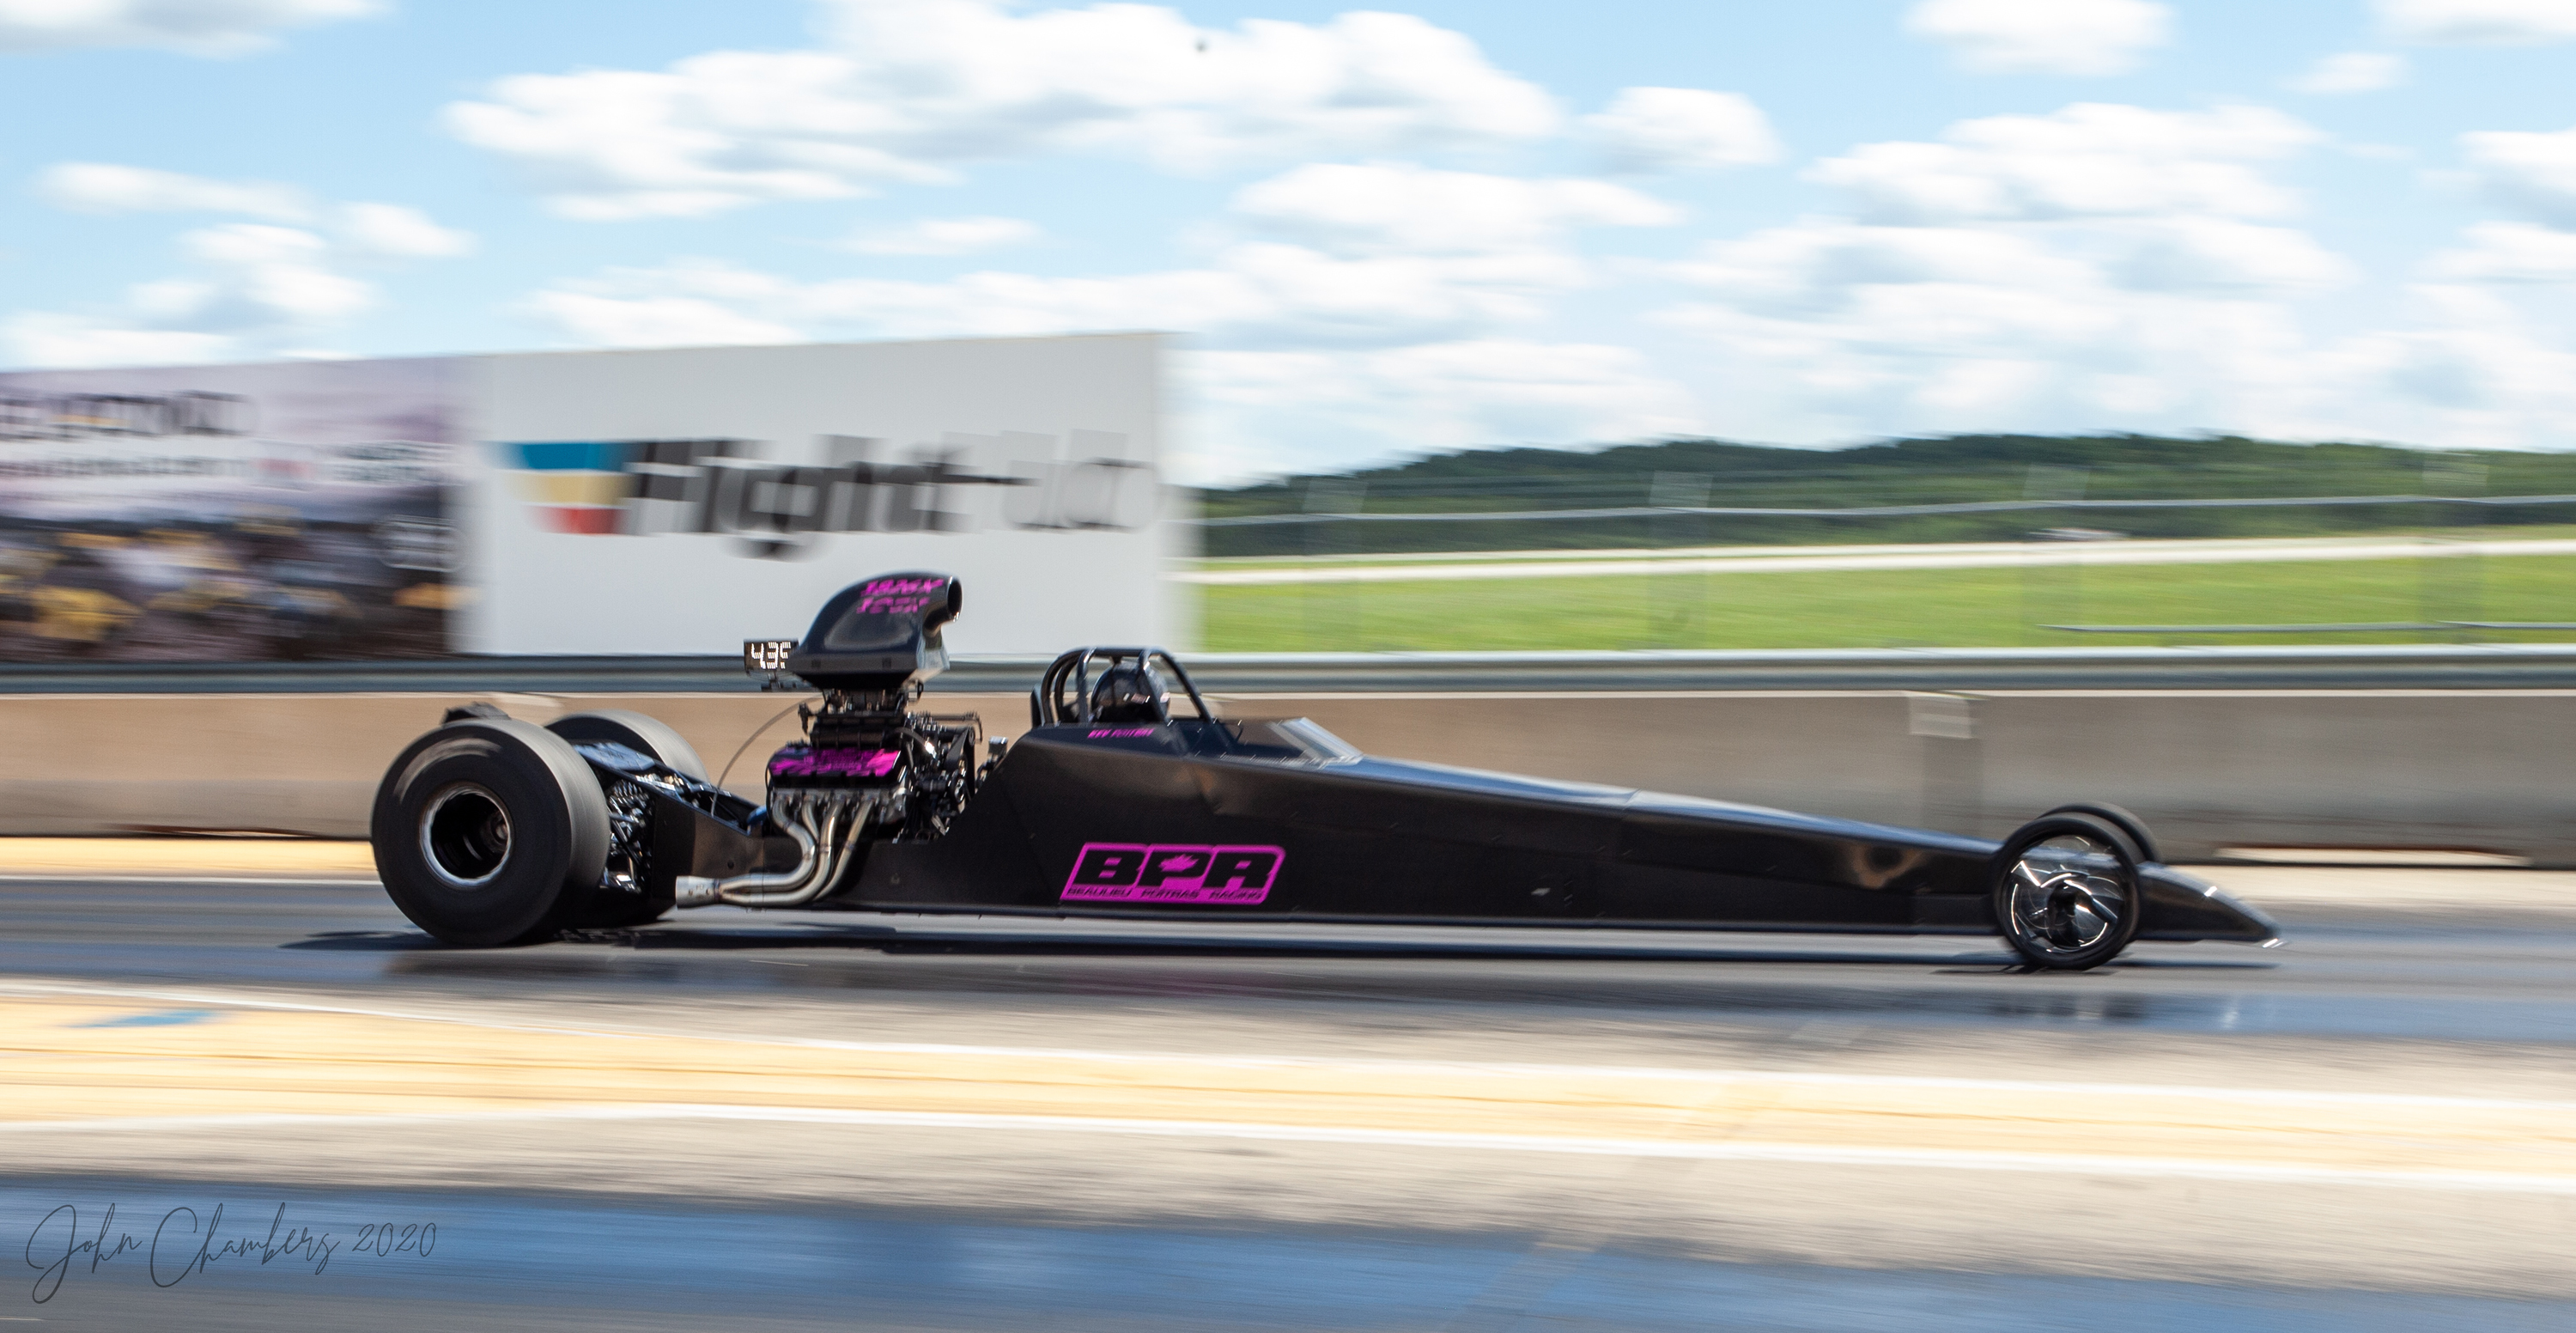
[675,791,877,910]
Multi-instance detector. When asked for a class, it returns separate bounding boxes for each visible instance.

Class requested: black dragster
[370,572,2280,969]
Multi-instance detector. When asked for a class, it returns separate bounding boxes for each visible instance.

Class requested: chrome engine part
[673,693,983,910]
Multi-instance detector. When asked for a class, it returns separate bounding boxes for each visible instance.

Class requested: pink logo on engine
[1087,727,1157,738]
[769,748,900,778]
[1060,843,1283,904]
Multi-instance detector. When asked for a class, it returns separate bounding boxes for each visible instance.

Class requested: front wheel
[1990,813,2144,971]
[372,719,611,946]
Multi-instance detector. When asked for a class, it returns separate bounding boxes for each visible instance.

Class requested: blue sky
[4,0,2575,482]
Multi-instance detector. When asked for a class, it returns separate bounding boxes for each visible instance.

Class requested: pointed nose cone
[2140,865,2284,945]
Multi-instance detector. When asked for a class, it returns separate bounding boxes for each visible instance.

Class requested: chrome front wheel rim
[2002,833,2127,959]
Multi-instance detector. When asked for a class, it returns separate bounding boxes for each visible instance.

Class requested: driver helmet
[1089,660,1170,725]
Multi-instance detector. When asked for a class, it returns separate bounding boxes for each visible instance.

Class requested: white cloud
[1659,223,2576,453]
[34,162,307,220]
[523,264,1708,484]
[844,216,1041,256]
[2287,51,2410,94]
[2464,124,2576,226]
[167,222,374,322]
[1652,100,2389,443]
[523,162,1674,356]
[2427,220,2576,281]
[1672,216,2348,317]
[9,179,475,367]
[444,0,1561,220]
[1807,103,2320,224]
[0,319,238,368]
[337,202,477,259]
[530,243,1577,353]
[1228,162,1679,257]
[1905,0,2172,76]
[6,222,364,367]
[2112,219,2355,294]
[2352,285,2576,432]
[1583,87,1782,173]
[2378,0,2576,45]
[1662,231,2360,439]
[1671,222,2091,317]
[522,289,803,350]
[511,159,1697,479]
[0,0,381,56]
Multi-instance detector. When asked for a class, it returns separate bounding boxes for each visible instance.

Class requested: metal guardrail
[9,644,2576,694]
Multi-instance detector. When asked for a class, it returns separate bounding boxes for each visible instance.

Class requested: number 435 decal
[1060,843,1284,904]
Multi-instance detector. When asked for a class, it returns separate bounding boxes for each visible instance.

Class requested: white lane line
[1179,538,2576,586]
[0,1105,2567,1195]
[5,978,2571,1114]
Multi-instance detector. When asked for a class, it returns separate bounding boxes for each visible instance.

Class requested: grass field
[1196,552,2576,651]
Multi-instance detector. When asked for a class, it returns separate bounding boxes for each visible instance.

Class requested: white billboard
[0,333,1176,661]
[463,334,1172,656]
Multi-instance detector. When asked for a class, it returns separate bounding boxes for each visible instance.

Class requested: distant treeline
[1194,434,2576,557]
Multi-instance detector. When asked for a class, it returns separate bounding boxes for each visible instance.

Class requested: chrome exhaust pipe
[673,792,875,910]
[723,796,867,909]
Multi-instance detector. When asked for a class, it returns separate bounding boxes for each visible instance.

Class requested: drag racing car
[369,572,2281,969]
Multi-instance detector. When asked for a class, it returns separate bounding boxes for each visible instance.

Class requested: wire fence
[1197,492,2576,528]
[1190,452,2576,562]
[1187,486,2576,648]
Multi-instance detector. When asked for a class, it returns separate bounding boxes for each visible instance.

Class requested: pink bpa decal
[1061,843,1283,905]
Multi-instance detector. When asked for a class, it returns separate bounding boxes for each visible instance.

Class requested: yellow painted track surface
[4,995,2571,1188]
[0,838,376,875]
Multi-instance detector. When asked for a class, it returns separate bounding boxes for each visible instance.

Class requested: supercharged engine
[666,572,987,909]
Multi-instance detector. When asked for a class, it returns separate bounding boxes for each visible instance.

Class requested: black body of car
[370,571,2281,968]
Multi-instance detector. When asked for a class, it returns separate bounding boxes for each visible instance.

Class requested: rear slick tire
[544,709,695,928]
[1990,812,2145,971]
[546,709,709,782]
[372,719,611,946]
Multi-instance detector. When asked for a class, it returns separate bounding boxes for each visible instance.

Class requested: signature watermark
[24,1202,434,1303]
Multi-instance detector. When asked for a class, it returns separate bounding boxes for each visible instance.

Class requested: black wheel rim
[2002,831,2127,962]
[421,782,512,888]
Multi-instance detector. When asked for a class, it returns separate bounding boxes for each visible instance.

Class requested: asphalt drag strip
[2,871,2573,1326]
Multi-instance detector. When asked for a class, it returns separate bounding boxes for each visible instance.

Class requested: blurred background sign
[0,358,460,662]
[0,334,1176,662]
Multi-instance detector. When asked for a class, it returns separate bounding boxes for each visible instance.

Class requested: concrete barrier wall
[3,689,2568,864]
[0,692,1025,839]
[1266,691,2576,865]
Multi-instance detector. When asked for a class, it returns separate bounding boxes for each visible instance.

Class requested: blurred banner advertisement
[0,358,461,662]
[0,334,1173,661]
[469,334,1170,656]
